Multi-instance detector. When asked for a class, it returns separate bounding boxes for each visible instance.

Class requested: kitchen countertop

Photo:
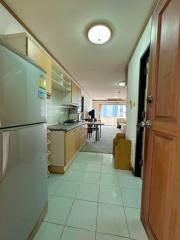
[48,121,87,132]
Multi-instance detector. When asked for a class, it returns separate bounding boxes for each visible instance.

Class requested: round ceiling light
[87,24,112,45]
[118,82,126,87]
[116,81,126,87]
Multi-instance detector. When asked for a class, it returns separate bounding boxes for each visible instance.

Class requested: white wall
[126,19,152,169]
[47,88,69,125]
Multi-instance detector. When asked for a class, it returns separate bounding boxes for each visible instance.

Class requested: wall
[48,88,92,125]
[47,88,69,125]
[126,19,152,169]
[81,89,93,117]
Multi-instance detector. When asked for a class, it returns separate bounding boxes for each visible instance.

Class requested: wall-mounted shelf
[52,70,63,84]
[52,79,71,93]
[51,61,71,93]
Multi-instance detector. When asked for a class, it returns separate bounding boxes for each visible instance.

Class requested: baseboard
[48,165,65,173]
[28,201,48,240]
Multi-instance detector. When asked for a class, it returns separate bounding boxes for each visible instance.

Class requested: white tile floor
[34,152,148,240]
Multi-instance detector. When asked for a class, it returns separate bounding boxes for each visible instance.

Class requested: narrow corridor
[34,152,147,240]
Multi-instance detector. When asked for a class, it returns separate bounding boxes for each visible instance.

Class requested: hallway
[34,152,147,240]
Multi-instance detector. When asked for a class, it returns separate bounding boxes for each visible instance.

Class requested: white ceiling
[3,0,156,100]
[0,6,24,34]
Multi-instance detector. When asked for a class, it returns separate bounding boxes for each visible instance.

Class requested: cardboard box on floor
[113,134,131,170]
[113,133,125,155]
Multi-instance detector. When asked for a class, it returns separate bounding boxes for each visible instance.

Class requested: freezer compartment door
[0,43,46,128]
[0,124,48,240]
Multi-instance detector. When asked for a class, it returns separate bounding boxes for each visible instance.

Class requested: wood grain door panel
[148,132,175,240]
[65,127,86,165]
[65,130,76,165]
[155,0,180,119]
[141,0,180,239]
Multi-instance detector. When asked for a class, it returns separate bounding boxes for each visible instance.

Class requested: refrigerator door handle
[0,132,10,182]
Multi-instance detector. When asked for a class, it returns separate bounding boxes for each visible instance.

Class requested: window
[101,104,126,118]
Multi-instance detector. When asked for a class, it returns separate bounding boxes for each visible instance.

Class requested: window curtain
[101,104,126,118]
[98,104,102,119]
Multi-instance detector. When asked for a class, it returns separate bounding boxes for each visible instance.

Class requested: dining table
[86,121,104,141]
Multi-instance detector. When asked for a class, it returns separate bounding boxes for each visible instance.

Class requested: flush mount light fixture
[116,81,126,87]
[87,24,112,45]
[118,81,126,87]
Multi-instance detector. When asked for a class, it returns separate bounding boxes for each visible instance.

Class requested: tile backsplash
[47,89,69,125]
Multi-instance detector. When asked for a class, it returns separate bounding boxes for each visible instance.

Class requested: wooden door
[141,0,180,239]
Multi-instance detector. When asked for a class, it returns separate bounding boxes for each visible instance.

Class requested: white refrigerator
[0,40,48,240]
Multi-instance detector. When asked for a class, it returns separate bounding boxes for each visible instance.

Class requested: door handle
[0,132,10,182]
[137,120,151,129]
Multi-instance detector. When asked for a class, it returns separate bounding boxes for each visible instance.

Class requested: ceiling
[3,0,156,100]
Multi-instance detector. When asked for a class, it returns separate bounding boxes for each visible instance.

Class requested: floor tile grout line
[50,182,141,206]
[45,195,76,240]
[96,231,131,239]
[101,165,132,239]
[60,155,100,238]
[95,161,102,240]
[50,193,141,210]
[58,225,65,240]
[63,190,77,232]
[61,225,95,233]
[43,220,65,227]
[117,173,133,240]
[43,220,132,240]
[46,153,142,240]
[52,177,142,191]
